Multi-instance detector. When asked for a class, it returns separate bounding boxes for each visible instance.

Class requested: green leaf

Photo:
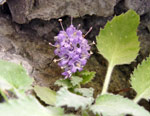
[131,57,150,102]
[0,60,33,91]
[0,96,64,116]
[82,110,90,116]
[64,114,77,116]
[55,79,73,88]
[96,10,140,66]
[71,76,83,86]
[0,78,12,90]
[76,70,96,84]
[55,71,96,88]
[90,94,150,116]
[55,87,94,110]
[74,88,94,97]
[47,107,65,116]
[34,85,56,105]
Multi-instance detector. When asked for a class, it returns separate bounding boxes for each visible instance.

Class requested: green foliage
[71,76,83,86]
[74,88,94,97]
[76,70,96,84]
[55,70,96,89]
[55,87,94,110]
[0,96,62,116]
[34,85,56,105]
[47,107,65,116]
[82,110,90,116]
[0,95,75,116]
[131,56,150,102]
[90,94,150,116]
[0,78,12,90]
[0,60,33,92]
[96,10,140,66]
[0,60,75,116]
[55,78,72,88]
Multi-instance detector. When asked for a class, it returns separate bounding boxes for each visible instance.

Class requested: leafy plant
[96,10,140,95]
[55,70,96,89]
[131,57,150,103]
[34,10,150,116]
[34,85,56,105]
[0,60,33,92]
[90,94,150,116]
[56,87,94,110]
[0,60,75,116]
[1,9,150,116]
[0,96,64,116]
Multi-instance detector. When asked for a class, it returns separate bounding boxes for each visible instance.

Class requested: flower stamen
[83,27,93,37]
[49,42,56,47]
[49,42,60,48]
[58,19,65,31]
[54,57,65,62]
[71,16,73,25]
[77,24,81,30]
[90,51,93,55]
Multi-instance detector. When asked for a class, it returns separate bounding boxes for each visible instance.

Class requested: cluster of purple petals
[54,25,91,79]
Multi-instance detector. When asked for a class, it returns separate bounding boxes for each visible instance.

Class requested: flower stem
[101,63,114,95]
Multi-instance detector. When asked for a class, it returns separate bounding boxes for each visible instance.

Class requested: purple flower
[53,21,91,79]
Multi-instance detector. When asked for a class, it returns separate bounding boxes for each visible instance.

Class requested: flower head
[53,19,92,79]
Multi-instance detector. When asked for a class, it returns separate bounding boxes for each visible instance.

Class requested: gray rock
[143,12,150,32]
[0,16,32,75]
[7,0,117,24]
[125,0,150,15]
[7,0,34,24]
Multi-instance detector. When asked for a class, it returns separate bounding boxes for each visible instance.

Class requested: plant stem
[101,63,114,95]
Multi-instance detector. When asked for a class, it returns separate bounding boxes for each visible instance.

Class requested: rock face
[125,0,150,15]
[0,15,32,75]
[7,0,34,24]
[7,0,117,24]
[7,0,150,24]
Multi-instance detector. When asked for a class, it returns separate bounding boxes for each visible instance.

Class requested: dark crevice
[33,0,39,8]
[0,2,11,15]
[114,0,127,16]
[0,94,4,103]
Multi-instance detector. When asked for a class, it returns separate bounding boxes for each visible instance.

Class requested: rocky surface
[7,0,34,24]
[6,0,150,24]
[7,0,117,24]
[125,0,150,15]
